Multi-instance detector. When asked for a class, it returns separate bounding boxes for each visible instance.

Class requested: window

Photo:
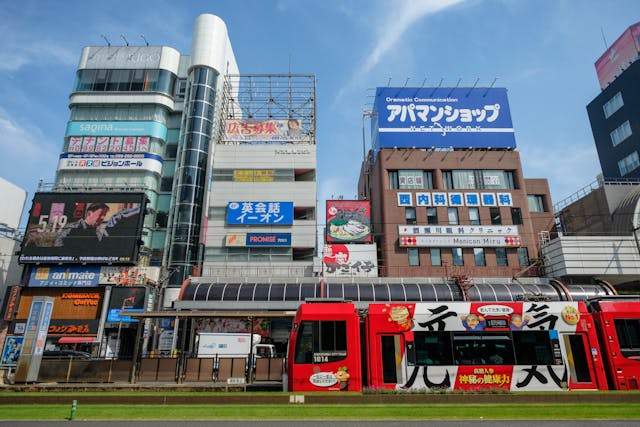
[611,120,632,146]
[452,248,464,266]
[294,320,347,364]
[473,248,486,266]
[517,247,529,266]
[603,92,624,118]
[448,207,459,225]
[512,331,555,365]
[468,207,480,225]
[405,207,417,225]
[453,333,515,365]
[496,247,508,266]
[511,207,523,225]
[490,207,502,225]
[527,195,545,212]
[408,248,420,266]
[614,319,640,358]
[442,170,515,190]
[413,332,454,365]
[430,248,441,266]
[389,170,433,189]
[618,151,640,176]
[426,207,438,225]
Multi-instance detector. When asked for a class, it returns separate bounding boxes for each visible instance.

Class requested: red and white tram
[287,297,640,392]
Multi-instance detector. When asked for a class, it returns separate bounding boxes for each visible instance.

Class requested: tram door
[379,334,404,385]
[562,333,598,389]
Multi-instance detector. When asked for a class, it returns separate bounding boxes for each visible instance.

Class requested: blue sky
[0,0,637,230]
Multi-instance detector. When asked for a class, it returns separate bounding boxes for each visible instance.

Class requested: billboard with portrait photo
[19,192,146,264]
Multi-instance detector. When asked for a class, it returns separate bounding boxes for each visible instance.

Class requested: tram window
[512,331,554,365]
[614,319,640,358]
[294,320,347,364]
[452,333,515,365]
[413,332,453,365]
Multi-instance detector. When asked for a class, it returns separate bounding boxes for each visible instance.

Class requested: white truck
[196,332,276,359]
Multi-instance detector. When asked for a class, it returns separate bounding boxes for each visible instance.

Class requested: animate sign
[374,87,516,150]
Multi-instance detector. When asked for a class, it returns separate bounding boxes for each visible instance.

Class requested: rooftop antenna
[483,77,498,97]
[447,77,462,97]
[101,34,111,46]
[387,76,392,86]
[466,77,480,97]
[430,77,444,96]
[140,34,149,46]
[600,26,609,49]
[120,34,129,46]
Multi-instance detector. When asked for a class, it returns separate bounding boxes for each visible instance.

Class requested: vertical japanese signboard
[13,297,54,383]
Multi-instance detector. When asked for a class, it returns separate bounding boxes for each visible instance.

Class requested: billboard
[595,22,640,89]
[107,286,146,323]
[58,153,163,174]
[29,265,101,287]
[226,201,294,225]
[225,233,292,247]
[373,87,516,150]
[322,243,378,277]
[224,119,305,143]
[326,200,371,243]
[20,192,146,264]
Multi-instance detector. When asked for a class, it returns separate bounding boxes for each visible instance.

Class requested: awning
[58,336,97,344]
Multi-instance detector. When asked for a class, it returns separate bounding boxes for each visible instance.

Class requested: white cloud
[0,107,59,184]
[0,35,77,72]
[336,0,469,102]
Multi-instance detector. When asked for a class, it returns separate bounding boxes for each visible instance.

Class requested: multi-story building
[543,22,640,292]
[11,14,240,358]
[358,86,555,281]
[199,74,317,281]
[587,21,640,179]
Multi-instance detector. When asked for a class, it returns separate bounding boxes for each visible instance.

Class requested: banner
[374,87,516,149]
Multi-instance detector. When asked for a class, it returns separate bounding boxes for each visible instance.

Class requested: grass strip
[0,404,638,420]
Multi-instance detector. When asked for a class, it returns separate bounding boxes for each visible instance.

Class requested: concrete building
[358,86,555,283]
[587,21,640,179]
[0,177,27,308]
[542,22,640,293]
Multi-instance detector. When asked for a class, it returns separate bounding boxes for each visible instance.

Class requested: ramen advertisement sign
[326,200,371,243]
[323,244,378,277]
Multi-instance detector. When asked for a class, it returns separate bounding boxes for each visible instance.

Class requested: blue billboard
[226,202,294,225]
[373,87,516,150]
[29,265,101,287]
[66,121,168,139]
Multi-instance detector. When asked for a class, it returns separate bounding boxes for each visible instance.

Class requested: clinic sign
[226,202,294,225]
[374,87,516,149]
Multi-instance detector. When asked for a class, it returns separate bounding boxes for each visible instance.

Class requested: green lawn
[1,403,638,420]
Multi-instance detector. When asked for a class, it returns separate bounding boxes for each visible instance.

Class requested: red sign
[3,286,20,321]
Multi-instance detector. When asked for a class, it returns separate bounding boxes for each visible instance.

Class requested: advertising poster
[0,336,23,366]
[107,286,146,323]
[224,119,305,143]
[323,244,378,277]
[326,200,372,243]
[20,192,146,264]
